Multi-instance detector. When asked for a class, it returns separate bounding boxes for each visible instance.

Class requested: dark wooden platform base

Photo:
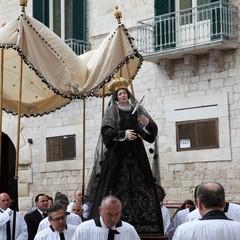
[139,234,168,240]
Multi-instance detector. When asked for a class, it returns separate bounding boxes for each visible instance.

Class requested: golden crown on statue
[108,75,129,92]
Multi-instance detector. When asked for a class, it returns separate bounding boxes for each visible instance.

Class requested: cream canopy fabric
[0,12,143,117]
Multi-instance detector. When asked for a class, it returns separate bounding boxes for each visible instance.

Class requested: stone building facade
[0,0,240,214]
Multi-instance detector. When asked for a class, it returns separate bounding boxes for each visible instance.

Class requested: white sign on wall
[180,139,191,148]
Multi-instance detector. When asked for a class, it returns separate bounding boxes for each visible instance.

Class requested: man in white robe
[34,204,76,240]
[72,195,140,240]
[37,211,80,232]
[186,201,240,222]
[173,181,240,240]
[0,192,28,240]
[165,207,190,239]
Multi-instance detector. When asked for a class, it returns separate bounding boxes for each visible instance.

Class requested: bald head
[197,181,225,210]
[71,202,83,217]
[100,195,122,210]
[74,190,82,203]
[99,195,122,228]
[0,193,11,210]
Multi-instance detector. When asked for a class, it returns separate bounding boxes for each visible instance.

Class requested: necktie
[6,221,11,240]
[107,228,120,240]
[59,232,65,240]
[42,212,47,218]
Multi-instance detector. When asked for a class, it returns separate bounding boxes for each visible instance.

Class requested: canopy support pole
[127,63,135,97]
[101,87,106,161]
[0,49,4,172]
[15,58,23,180]
[82,98,86,203]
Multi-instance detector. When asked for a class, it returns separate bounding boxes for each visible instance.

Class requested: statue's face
[117,89,129,106]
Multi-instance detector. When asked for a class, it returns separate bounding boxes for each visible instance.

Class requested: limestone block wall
[18,97,103,210]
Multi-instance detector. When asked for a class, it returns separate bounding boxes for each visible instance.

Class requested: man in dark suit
[24,193,48,240]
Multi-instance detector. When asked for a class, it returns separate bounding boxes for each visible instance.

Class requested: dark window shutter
[211,0,228,2]
[46,135,76,162]
[155,0,175,16]
[71,0,86,41]
[32,0,49,27]
[62,136,76,159]
[176,119,219,151]
[46,137,61,161]
[196,121,218,148]
[211,0,229,40]
[154,0,175,50]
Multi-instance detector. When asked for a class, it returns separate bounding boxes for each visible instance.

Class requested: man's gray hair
[100,195,122,209]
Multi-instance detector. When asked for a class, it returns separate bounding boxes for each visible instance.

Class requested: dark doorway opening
[0,132,18,210]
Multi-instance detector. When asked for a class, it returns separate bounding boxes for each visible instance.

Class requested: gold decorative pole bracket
[114,5,122,24]
[19,0,28,12]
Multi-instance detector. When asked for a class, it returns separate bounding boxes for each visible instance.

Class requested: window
[176,118,219,151]
[163,93,231,163]
[197,0,211,22]
[46,135,76,162]
[154,0,175,49]
[154,0,230,49]
[32,0,86,42]
[32,0,49,27]
[179,0,192,26]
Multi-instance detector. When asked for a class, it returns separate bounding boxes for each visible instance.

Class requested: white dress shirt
[0,208,28,240]
[72,217,140,240]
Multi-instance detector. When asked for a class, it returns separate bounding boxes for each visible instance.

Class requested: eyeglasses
[50,215,66,222]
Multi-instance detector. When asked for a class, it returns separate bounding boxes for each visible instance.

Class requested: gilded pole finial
[19,0,28,12]
[114,5,122,24]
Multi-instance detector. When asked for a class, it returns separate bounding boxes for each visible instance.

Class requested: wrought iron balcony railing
[137,1,238,57]
[65,39,91,55]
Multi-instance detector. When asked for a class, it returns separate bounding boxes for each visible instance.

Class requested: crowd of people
[1,181,240,239]
[0,191,141,239]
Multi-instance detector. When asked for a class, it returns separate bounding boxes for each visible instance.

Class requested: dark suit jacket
[24,209,45,240]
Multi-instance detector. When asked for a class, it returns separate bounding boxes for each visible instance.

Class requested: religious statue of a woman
[86,76,164,234]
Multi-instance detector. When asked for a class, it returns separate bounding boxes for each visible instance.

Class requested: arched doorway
[0,132,18,210]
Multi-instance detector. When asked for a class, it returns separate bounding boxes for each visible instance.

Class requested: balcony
[65,39,91,55]
[137,1,239,77]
